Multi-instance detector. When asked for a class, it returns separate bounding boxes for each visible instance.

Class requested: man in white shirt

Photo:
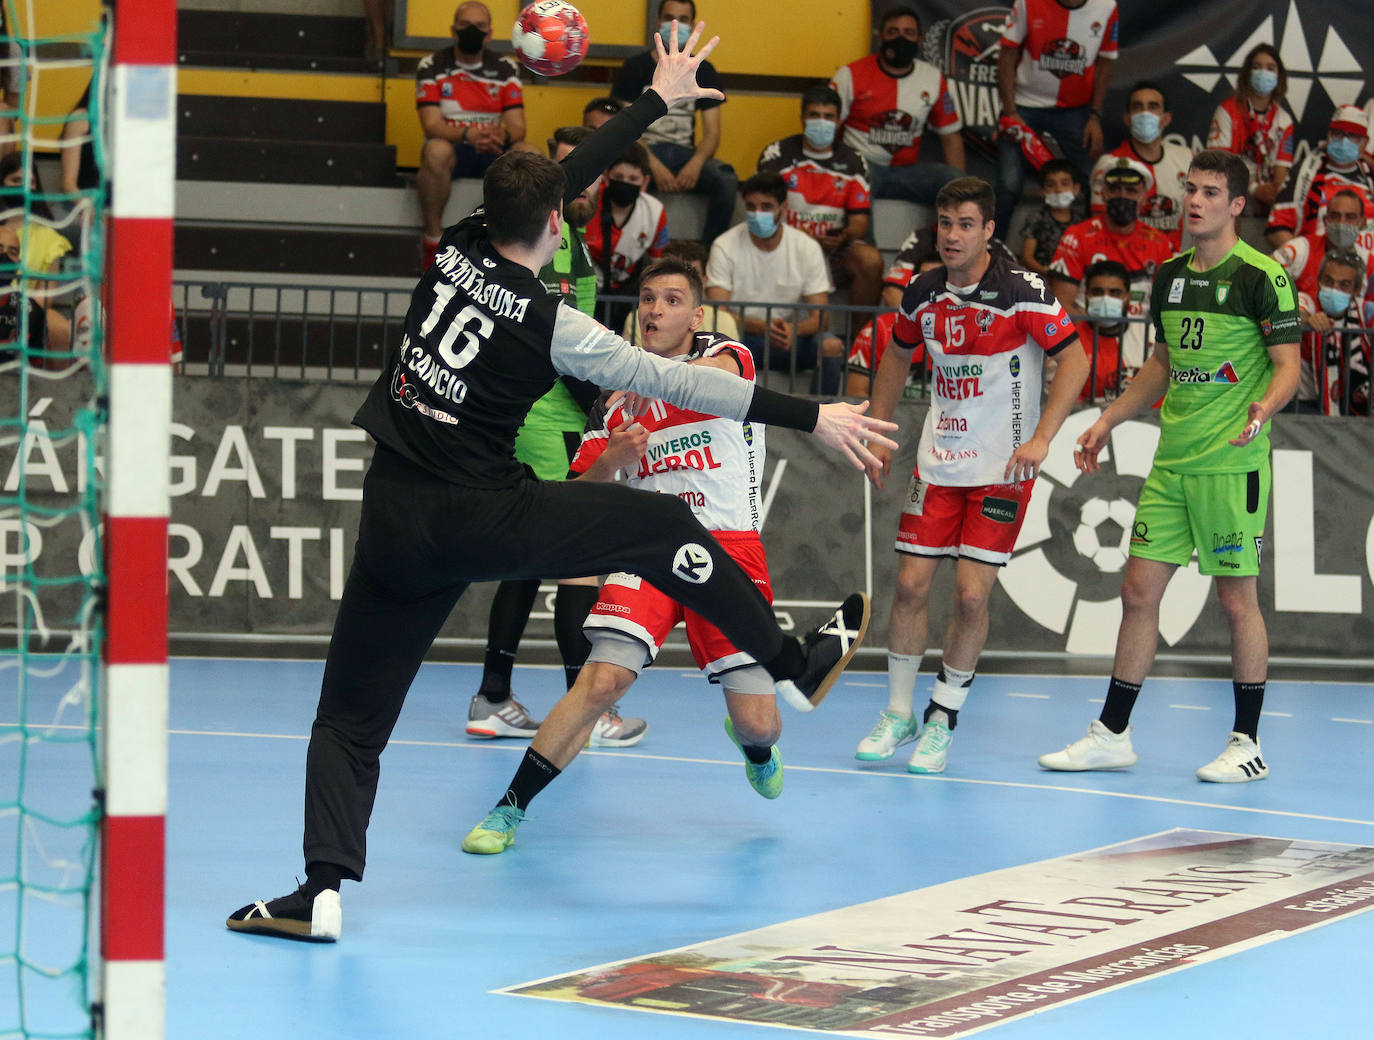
[706,171,843,393]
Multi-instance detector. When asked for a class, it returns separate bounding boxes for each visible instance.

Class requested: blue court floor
[149,657,1374,1040]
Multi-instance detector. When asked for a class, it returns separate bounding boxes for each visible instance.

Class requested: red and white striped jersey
[1267,153,1374,240]
[1206,97,1295,190]
[1272,232,1374,300]
[1000,0,1119,110]
[583,186,669,290]
[757,134,871,238]
[830,55,961,168]
[414,47,523,128]
[893,251,1078,485]
[571,332,765,532]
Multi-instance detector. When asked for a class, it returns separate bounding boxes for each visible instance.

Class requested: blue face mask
[803,118,836,149]
[746,210,778,238]
[1130,111,1162,143]
[1328,136,1361,165]
[658,20,690,49]
[1250,68,1279,95]
[1318,286,1352,317]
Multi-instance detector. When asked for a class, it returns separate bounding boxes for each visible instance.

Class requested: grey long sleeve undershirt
[550,304,754,421]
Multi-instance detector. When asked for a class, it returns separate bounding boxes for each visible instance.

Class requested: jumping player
[854,176,1088,774]
[462,257,804,855]
[1039,149,1300,781]
[226,24,891,943]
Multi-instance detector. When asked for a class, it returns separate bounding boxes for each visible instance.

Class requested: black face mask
[880,36,919,68]
[606,179,641,208]
[1105,197,1139,226]
[454,24,486,54]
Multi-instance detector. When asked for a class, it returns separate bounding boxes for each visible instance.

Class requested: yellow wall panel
[10,0,105,149]
[404,0,646,49]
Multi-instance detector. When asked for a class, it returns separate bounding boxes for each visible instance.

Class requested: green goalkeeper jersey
[1149,238,1300,473]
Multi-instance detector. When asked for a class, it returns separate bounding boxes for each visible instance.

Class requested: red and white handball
[511,1,589,77]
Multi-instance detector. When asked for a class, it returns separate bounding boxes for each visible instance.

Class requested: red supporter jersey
[847,312,926,396]
[415,47,522,127]
[757,134,871,238]
[571,332,764,532]
[1206,97,1295,188]
[1272,232,1374,300]
[1001,0,1119,110]
[583,186,669,290]
[1072,319,1122,400]
[1049,217,1173,287]
[830,55,961,168]
[893,251,1078,485]
[1267,153,1374,239]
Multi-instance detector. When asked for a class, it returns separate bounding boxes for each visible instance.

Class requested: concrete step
[177,10,373,72]
[178,94,386,144]
[178,136,400,187]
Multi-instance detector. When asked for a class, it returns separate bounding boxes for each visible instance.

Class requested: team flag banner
[503,829,1374,1037]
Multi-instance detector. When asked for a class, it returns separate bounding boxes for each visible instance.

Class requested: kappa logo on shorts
[672,543,714,584]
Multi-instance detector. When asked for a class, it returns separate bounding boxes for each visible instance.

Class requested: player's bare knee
[1119,571,1163,615]
[1214,578,1259,625]
[952,581,990,623]
[893,566,933,609]
[581,663,633,712]
[732,708,780,748]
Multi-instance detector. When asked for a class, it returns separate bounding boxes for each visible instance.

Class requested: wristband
[744,385,821,432]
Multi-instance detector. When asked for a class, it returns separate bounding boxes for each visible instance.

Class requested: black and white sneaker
[226,884,341,942]
[777,592,870,712]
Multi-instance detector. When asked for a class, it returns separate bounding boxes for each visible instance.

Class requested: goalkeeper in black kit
[226,23,895,943]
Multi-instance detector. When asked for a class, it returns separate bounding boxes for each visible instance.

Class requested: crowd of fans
[5,1,1369,414]
[411,1,1373,414]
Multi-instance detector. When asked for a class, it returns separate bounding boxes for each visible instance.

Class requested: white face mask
[1045,190,1076,209]
[1086,295,1126,320]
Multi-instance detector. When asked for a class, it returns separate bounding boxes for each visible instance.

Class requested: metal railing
[168,278,1373,415]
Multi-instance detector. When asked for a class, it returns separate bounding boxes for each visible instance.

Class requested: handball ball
[512,1,589,77]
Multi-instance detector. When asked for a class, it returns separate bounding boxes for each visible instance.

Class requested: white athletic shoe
[587,707,647,748]
[465,693,541,738]
[854,711,919,761]
[907,721,953,774]
[1038,720,1138,771]
[1196,732,1268,783]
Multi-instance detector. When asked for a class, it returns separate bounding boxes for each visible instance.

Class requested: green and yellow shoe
[724,717,783,800]
[461,802,525,855]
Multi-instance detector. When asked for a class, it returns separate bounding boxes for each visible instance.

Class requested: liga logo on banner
[503,829,1374,1037]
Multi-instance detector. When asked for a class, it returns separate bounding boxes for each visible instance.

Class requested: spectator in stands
[757,84,883,310]
[706,171,843,393]
[416,1,528,269]
[1272,188,1373,301]
[0,155,74,350]
[582,96,625,130]
[994,0,1118,239]
[0,225,46,365]
[1091,81,1191,248]
[1074,258,1133,402]
[1019,158,1086,278]
[612,1,736,247]
[625,239,740,343]
[1268,106,1374,248]
[59,80,99,198]
[1206,44,1294,212]
[845,257,938,398]
[1050,162,1172,374]
[585,142,668,328]
[1294,248,1370,415]
[829,7,963,205]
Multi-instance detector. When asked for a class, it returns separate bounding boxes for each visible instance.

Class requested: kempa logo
[998,409,1212,654]
[671,542,713,584]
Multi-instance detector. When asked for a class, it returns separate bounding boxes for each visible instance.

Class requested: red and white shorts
[584,530,772,676]
[895,468,1034,566]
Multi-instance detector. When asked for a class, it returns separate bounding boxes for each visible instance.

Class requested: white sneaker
[1038,720,1138,771]
[907,721,952,774]
[855,711,919,761]
[1196,732,1268,783]
[587,707,648,748]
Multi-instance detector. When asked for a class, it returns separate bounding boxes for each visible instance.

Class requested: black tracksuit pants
[304,445,788,878]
